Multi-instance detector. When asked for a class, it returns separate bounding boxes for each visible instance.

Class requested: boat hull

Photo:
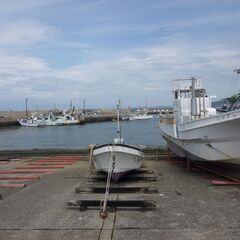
[93,144,144,181]
[159,112,240,162]
[17,119,46,127]
[129,115,153,120]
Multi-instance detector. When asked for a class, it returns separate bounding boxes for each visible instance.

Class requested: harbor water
[0,115,165,149]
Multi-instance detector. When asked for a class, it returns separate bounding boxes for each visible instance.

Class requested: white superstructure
[159,78,240,162]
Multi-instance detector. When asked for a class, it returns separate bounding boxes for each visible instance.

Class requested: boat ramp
[0,147,239,240]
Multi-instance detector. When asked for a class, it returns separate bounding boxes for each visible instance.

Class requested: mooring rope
[100,144,115,218]
[88,144,96,182]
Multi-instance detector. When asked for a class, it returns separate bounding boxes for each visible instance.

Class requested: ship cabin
[172,78,216,124]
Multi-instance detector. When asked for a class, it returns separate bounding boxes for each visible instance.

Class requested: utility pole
[83,99,86,114]
[25,98,28,117]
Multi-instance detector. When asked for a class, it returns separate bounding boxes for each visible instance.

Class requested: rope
[100,144,116,217]
[88,144,96,182]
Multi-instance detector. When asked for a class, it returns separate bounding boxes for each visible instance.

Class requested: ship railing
[178,109,240,131]
[172,78,202,91]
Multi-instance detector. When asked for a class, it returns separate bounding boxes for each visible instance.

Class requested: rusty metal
[211,180,240,186]
[0,170,54,174]
[195,164,240,183]
[0,176,40,180]
[28,163,73,165]
[36,160,77,163]
[0,184,26,188]
[16,166,65,169]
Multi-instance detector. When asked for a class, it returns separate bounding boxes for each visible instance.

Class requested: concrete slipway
[0,153,239,240]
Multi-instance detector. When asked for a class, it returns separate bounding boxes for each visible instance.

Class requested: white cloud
[0,20,55,46]
[0,39,239,110]
[0,0,67,14]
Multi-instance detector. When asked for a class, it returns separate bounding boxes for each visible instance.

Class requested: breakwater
[0,107,173,127]
[0,115,115,127]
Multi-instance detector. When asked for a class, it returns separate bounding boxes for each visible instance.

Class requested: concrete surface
[0,155,239,240]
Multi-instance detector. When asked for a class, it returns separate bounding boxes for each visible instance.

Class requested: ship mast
[116,99,121,142]
[191,77,198,119]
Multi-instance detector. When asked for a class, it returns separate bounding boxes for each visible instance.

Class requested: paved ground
[0,155,239,240]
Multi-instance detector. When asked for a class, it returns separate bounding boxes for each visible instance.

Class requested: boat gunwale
[93,143,143,152]
[160,125,240,144]
[159,110,240,132]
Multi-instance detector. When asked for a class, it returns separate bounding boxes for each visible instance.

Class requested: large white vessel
[93,101,144,181]
[159,77,240,162]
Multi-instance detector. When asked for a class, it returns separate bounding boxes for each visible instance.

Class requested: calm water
[0,115,165,149]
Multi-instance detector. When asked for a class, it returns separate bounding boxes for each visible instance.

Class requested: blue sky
[0,0,240,110]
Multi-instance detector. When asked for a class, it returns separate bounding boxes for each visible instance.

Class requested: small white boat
[129,107,153,120]
[93,143,144,181]
[44,113,79,126]
[121,115,129,121]
[159,77,240,163]
[93,101,144,181]
[17,116,47,127]
[129,113,153,120]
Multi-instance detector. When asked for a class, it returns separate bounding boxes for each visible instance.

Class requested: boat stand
[75,186,158,194]
[97,169,154,175]
[68,199,156,211]
[89,174,156,182]
[186,158,192,171]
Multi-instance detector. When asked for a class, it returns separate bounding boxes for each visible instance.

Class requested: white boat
[93,101,144,181]
[159,77,240,162]
[121,115,129,121]
[93,143,144,181]
[44,113,79,126]
[17,117,47,127]
[129,109,153,120]
[18,112,79,127]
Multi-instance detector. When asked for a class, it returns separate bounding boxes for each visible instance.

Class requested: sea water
[0,115,165,149]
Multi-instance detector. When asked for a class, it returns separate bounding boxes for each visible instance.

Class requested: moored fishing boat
[129,109,153,120]
[44,112,79,126]
[129,113,153,120]
[92,101,144,181]
[159,77,240,162]
[17,118,46,127]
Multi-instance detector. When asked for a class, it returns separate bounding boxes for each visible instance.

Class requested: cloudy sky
[0,0,240,110]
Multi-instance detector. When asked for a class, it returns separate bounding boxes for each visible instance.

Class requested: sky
[0,0,240,110]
